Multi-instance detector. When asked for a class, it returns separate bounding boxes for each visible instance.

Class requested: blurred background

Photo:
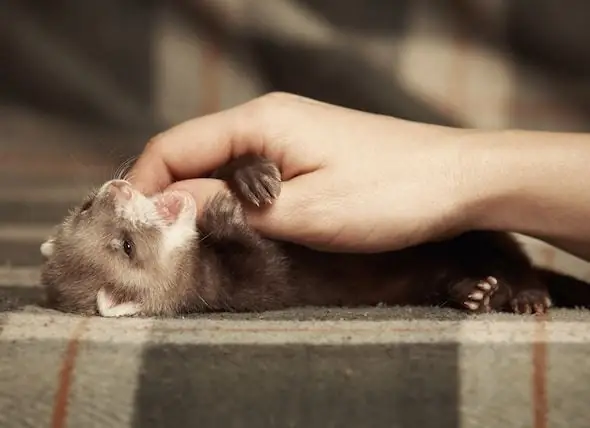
[1,0,590,270]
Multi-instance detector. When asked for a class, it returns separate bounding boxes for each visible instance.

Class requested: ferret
[39,154,590,317]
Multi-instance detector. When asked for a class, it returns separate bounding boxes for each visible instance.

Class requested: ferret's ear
[40,238,56,259]
[96,287,141,318]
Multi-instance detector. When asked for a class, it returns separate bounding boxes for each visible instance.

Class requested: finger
[166,178,229,213]
[128,102,264,195]
[244,174,343,247]
[168,175,331,245]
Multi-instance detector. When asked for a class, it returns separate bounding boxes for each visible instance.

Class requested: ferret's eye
[80,198,93,212]
[122,239,134,257]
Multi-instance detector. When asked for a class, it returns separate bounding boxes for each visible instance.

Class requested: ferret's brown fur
[39,155,590,317]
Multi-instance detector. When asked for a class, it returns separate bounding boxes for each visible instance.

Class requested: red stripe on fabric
[51,319,89,428]
[532,315,548,428]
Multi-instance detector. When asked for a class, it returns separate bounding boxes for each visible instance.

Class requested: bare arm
[460,129,590,261]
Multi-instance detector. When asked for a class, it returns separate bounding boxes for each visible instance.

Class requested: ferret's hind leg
[200,192,253,241]
[443,231,551,315]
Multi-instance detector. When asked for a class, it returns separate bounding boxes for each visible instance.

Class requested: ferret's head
[40,179,198,317]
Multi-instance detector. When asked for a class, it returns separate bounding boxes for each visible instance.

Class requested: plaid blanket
[3,1,590,426]
[3,282,590,428]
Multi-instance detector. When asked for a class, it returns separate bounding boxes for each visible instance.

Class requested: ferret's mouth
[152,190,196,225]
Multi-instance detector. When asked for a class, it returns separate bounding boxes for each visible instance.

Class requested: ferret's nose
[107,180,133,201]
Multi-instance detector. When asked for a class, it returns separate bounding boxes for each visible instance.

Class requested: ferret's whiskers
[113,155,139,181]
[112,161,124,180]
[197,294,212,309]
[198,233,212,243]
[109,161,122,181]
[120,160,137,180]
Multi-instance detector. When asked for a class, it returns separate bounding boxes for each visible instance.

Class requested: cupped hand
[128,92,474,252]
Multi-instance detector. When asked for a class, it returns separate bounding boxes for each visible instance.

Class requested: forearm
[459,129,590,261]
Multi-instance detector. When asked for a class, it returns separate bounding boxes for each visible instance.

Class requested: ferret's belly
[287,253,445,308]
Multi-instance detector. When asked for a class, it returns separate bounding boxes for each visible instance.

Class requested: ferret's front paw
[40,238,55,259]
[450,276,502,313]
[96,287,142,317]
[510,289,552,315]
[230,156,281,206]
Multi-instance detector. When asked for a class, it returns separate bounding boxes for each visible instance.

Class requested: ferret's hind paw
[451,276,500,313]
[510,289,552,315]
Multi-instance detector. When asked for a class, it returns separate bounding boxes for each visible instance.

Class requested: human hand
[128,92,475,252]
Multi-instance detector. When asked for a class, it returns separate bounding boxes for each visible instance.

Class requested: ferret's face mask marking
[40,180,198,317]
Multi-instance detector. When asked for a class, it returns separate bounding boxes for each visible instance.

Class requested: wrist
[455,129,590,245]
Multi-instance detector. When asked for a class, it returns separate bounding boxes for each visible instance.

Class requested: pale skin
[127,92,590,261]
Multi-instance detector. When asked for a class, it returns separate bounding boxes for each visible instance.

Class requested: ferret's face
[40,180,198,317]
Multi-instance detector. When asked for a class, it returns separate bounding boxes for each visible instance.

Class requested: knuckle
[239,92,294,136]
[249,92,294,117]
[260,91,295,104]
[144,132,165,153]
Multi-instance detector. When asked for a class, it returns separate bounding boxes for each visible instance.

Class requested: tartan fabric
[3,294,590,428]
[2,1,590,426]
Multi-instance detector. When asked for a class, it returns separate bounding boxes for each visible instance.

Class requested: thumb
[244,174,341,249]
[166,178,229,214]
[167,175,335,248]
